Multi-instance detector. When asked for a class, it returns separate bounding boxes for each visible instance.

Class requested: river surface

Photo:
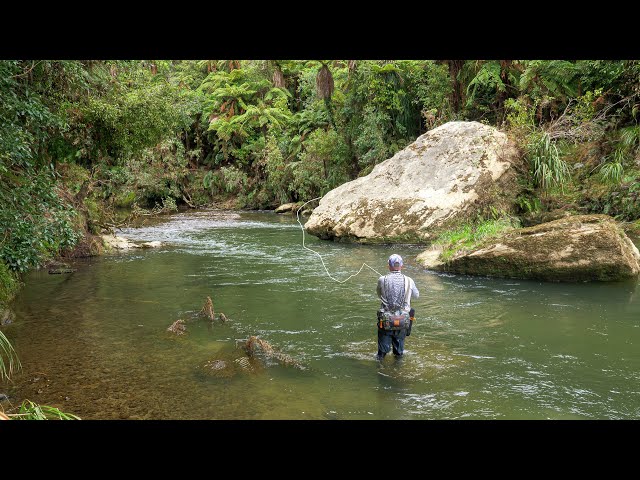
[3,209,640,420]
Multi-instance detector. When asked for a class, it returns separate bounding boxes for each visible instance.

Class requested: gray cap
[388,254,403,268]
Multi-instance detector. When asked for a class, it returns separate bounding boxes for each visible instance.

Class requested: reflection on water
[2,209,640,419]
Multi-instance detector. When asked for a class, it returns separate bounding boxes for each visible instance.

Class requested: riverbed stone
[275,203,300,214]
[48,267,77,274]
[304,121,521,243]
[0,308,14,325]
[140,241,162,248]
[101,235,140,251]
[417,214,640,282]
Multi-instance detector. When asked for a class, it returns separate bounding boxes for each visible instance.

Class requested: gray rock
[304,121,521,243]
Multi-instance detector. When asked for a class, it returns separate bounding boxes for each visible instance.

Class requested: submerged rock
[44,260,76,274]
[418,214,640,282]
[0,308,15,326]
[243,335,304,369]
[304,121,521,243]
[201,351,261,378]
[140,241,162,248]
[48,267,76,274]
[167,319,187,335]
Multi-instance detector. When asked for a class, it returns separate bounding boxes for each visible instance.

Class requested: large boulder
[417,214,640,282]
[304,121,521,243]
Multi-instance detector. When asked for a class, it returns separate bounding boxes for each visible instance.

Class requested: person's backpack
[378,275,412,331]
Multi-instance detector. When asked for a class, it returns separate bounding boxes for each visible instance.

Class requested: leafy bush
[0,261,20,306]
[0,169,81,272]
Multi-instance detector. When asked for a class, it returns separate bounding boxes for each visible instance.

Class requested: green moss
[83,197,103,234]
[113,191,136,208]
[59,162,90,195]
[434,216,520,263]
[0,261,21,306]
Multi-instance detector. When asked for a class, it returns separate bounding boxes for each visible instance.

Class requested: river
[3,209,640,419]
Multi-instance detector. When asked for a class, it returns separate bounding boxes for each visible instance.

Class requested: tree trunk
[446,60,465,113]
[496,60,513,124]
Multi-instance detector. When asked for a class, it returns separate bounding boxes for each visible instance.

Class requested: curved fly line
[295,197,384,283]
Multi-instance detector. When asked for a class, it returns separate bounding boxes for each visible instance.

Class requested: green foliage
[0,261,20,306]
[113,191,137,208]
[526,132,570,190]
[261,135,291,205]
[8,400,80,420]
[464,61,509,121]
[216,165,249,195]
[289,129,350,201]
[505,96,536,133]
[516,194,542,214]
[434,216,519,262]
[599,154,624,185]
[619,125,640,154]
[200,66,293,166]
[352,105,397,170]
[404,61,452,123]
[80,78,196,164]
[0,167,82,272]
[0,329,21,382]
[589,170,640,221]
[519,60,579,101]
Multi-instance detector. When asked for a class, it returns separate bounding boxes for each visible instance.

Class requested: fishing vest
[378,275,412,331]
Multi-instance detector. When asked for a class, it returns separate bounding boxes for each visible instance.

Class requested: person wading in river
[376,254,419,360]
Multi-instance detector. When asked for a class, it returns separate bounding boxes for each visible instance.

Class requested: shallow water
[3,209,640,419]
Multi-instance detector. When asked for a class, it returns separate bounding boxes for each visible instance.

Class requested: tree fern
[519,60,579,99]
[465,61,505,106]
[316,64,334,100]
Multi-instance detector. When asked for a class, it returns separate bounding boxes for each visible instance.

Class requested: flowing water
[3,209,640,420]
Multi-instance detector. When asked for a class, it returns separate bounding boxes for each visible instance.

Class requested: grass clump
[434,216,519,262]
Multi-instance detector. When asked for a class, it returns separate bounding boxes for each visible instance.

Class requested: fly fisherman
[376,254,419,360]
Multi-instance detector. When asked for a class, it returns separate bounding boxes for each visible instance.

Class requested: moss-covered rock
[418,214,640,282]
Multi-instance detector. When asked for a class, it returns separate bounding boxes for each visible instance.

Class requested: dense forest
[1,59,639,305]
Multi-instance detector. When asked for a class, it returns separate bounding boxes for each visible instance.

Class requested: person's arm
[411,278,419,299]
[376,276,384,299]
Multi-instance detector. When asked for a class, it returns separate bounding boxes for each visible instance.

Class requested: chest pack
[377,275,412,331]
